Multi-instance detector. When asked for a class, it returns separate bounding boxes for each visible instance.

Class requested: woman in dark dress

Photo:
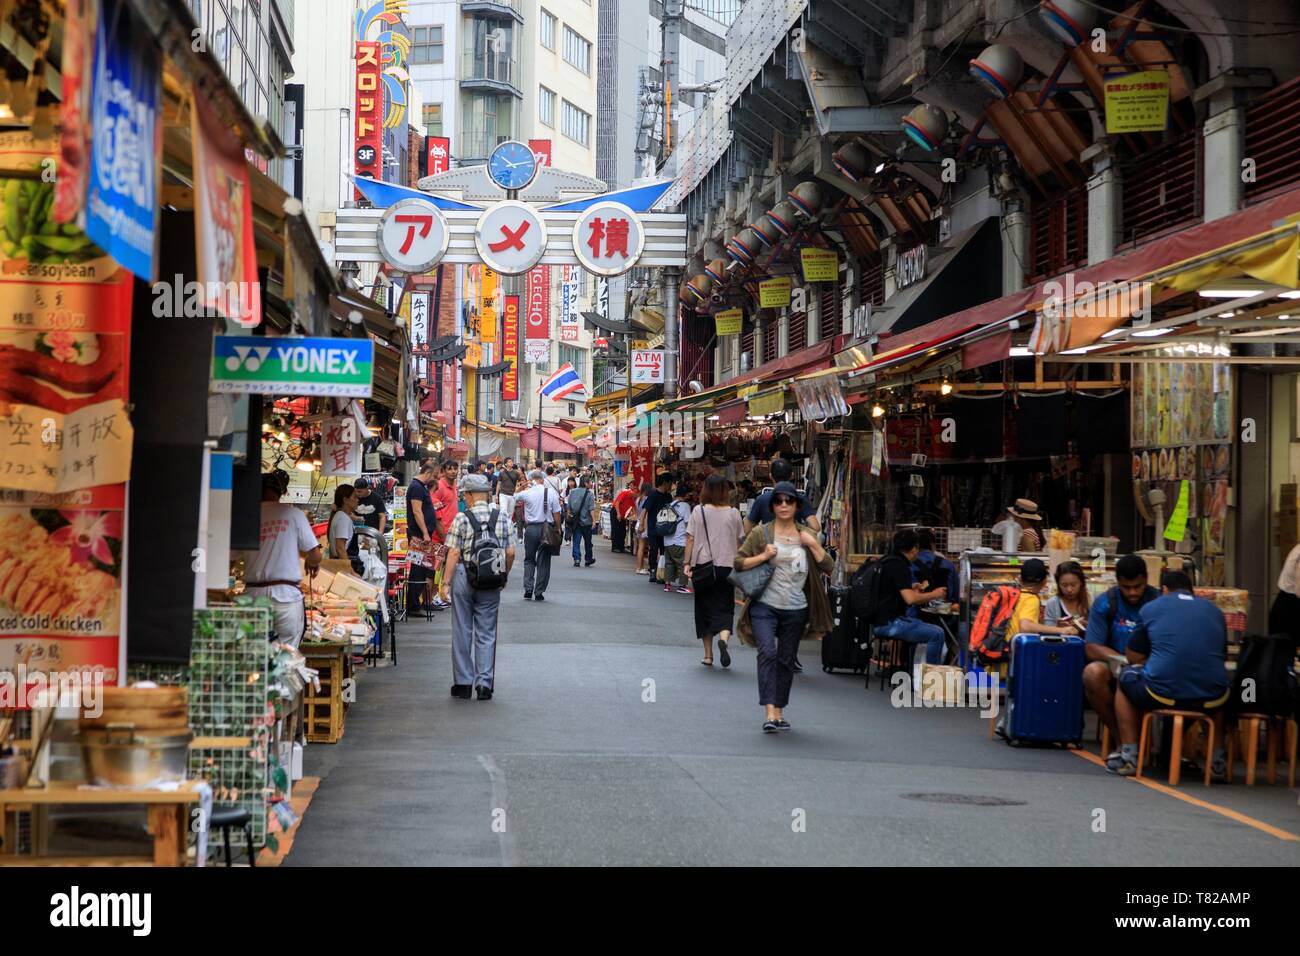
[684,475,744,667]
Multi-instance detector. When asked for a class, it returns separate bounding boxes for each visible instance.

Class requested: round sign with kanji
[474,200,549,275]
[377,198,451,274]
[572,202,645,277]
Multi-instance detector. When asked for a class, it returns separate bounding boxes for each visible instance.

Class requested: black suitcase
[822,584,870,673]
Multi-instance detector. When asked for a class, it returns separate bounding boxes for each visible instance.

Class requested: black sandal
[718,639,731,669]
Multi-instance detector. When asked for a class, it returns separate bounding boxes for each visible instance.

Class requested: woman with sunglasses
[732,481,834,733]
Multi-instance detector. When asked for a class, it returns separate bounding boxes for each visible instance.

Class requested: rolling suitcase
[822,584,870,673]
[1005,633,1085,745]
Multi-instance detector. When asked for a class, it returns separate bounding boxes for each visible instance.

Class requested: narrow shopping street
[286,550,1300,867]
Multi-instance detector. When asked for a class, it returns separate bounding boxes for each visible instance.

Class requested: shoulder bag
[692,507,719,586]
[540,486,563,555]
[727,523,774,599]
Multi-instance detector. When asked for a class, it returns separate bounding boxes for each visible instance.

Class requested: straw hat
[1007,498,1043,521]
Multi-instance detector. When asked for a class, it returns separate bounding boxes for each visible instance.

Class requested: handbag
[692,507,718,586]
[727,524,774,599]
[540,487,563,555]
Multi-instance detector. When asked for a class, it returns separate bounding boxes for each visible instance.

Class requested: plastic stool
[1226,714,1298,786]
[1137,709,1215,787]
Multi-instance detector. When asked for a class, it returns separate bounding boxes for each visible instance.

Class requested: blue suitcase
[1005,634,1085,746]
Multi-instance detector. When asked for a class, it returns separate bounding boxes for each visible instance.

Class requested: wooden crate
[303,642,350,744]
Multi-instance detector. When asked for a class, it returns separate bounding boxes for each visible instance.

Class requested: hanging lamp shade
[787,181,824,218]
[684,273,713,303]
[832,141,873,182]
[726,229,761,265]
[704,258,728,283]
[901,103,948,151]
[750,217,780,247]
[766,200,801,237]
[969,44,1023,99]
[1038,0,1098,46]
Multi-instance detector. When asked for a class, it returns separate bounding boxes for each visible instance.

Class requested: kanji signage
[715,308,743,336]
[377,199,450,274]
[502,294,520,401]
[321,416,362,477]
[475,201,548,275]
[480,266,498,343]
[211,335,374,397]
[528,139,552,168]
[354,41,383,199]
[572,202,645,277]
[427,135,450,176]
[560,264,580,343]
[410,290,430,381]
[800,248,838,283]
[631,349,665,384]
[759,277,792,309]
[1104,70,1170,134]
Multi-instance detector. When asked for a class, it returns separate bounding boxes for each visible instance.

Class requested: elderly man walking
[516,468,563,601]
[440,474,515,700]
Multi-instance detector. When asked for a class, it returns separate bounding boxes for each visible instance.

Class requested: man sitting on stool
[1107,570,1230,777]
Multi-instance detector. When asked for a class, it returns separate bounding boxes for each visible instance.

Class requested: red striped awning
[513,426,580,454]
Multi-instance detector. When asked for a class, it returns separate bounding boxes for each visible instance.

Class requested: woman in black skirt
[1270,543,1300,649]
[684,475,744,667]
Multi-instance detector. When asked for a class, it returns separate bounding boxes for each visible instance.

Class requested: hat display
[1007,498,1043,521]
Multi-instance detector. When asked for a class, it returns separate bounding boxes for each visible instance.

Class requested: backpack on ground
[970,585,1021,665]
[1230,633,1299,718]
[849,555,902,626]
[464,508,509,590]
[655,504,681,538]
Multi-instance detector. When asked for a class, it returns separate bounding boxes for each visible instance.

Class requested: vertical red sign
[427,135,450,176]
[528,139,552,168]
[525,266,550,341]
[354,41,383,200]
[502,294,520,401]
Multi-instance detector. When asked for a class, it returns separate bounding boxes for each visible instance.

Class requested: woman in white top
[328,484,359,560]
[1270,543,1300,647]
[684,475,744,667]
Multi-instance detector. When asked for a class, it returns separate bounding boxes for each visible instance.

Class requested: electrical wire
[1072,0,1300,36]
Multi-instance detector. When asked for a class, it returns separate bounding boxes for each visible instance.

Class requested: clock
[487,140,539,192]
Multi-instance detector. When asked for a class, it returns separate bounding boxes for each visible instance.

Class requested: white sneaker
[635,569,650,575]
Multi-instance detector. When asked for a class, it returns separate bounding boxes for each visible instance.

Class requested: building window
[568,402,576,417]
[411,25,444,64]
[561,100,590,146]
[559,344,585,382]
[423,103,443,136]
[562,26,591,75]
[538,86,556,127]
[540,9,557,50]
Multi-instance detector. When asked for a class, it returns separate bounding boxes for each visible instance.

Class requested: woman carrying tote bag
[684,475,744,668]
[731,482,833,733]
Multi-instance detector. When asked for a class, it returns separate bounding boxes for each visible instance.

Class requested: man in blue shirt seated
[1082,554,1160,760]
[1106,570,1230,777]
[912,529,958,603]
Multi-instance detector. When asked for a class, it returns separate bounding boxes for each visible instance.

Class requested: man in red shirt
[428,459,460,608]
[611,484,637,554]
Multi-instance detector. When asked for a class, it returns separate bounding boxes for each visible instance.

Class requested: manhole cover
[899,793,1027,807]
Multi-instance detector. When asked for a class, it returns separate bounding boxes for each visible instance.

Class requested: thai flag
[538,362,586,399]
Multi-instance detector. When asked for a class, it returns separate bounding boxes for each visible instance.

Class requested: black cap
[354,477,371,489]
[771,481,805,503]
[1020,558,1048,584]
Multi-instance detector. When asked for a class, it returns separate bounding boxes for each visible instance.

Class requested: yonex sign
[212,335,374,397]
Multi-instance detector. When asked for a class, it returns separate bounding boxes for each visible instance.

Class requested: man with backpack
[642,473,675,585]
[567,476,596,568]
[659,484,693,594]
[439,474,515,700]
[861,529,949,689]
[1082,554,1160,758]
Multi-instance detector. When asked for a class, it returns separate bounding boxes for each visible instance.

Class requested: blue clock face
[488,141,538,191]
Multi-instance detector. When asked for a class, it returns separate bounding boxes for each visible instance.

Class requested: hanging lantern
[766,200,800,237]
[1039,0,1098,47]
[787,181,823,218]
[750,217,780,247]
[684,273,713,303]
[704,258,728,283]
[726,229,761,265]
[969,44,1023,99]
[901,104,948,151]
[832,141,873,182]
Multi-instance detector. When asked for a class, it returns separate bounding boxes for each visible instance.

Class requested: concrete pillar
[1001,200,1030,294]
[807,288,821,346]
[1203,97,1245,221]
[844,264,861,336]
[778,308,789,358]
[663,269,680,398]
[1083,140,1119,265]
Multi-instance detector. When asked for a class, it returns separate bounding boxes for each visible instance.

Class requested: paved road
[287,545,1300,866]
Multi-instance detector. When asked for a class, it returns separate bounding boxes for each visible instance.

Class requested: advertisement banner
[560,266,581,342]
[528,139,552,168]
[630,349,665,384]
[192,92,261,327]
[410,291,429,382]
[427,135,450,176]
[85,0,161,281]
[800,248,838,283]
[502,294,520,401]
[1103,70,1170,134]
[759,277,792,309]
[714,308,743,336]
[480,266,498,342]
[0,484,126,682]
[525,266,550,362]
[211,335,374,397]
[354,42,384,198]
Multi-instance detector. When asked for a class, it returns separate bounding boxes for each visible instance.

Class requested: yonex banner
[211,335,374,397]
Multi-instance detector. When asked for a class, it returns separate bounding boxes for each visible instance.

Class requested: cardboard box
[329,572,381,603]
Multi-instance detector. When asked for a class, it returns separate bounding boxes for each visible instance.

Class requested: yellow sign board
[759,276,793,309]
[1103,70,1170,134]
[631,339,649,350]
[748,389,785,416]
[801,248,838,283]
[480,266,498,342]
[1164,479,1190,542]
[715,308,743,336]
[465,341,483,367]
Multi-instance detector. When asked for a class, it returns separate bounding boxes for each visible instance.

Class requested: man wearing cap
[243,470,322,647]
[440,474,515,700]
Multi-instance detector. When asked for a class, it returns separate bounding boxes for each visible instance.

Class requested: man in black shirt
[641,472,675,585]
[352,477,388,533]
[871,529,948,689]
[406,461,441,616]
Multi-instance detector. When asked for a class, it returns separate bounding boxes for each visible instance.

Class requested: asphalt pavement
[286,541,1300,866]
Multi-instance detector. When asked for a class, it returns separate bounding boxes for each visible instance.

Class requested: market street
[287,552,1300,867]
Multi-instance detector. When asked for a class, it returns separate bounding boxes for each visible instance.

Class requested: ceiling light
[871,403,885,418]
[1279,314,1291,320]
[1278,291,1300,299]
[874,162,886,174]
[1198,289,1264,298]
[1217,312,1235,319]
[1131,328,1172,338]
[1009,346,1033,357]
[940,381,953,396]
[1101,328,1124,339]
[1060,345,1103,355]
